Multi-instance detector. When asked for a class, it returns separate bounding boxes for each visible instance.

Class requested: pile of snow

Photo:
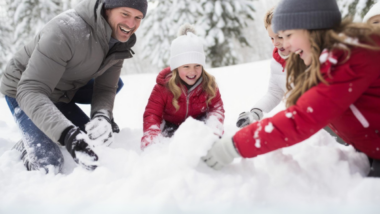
[0,60,379,214]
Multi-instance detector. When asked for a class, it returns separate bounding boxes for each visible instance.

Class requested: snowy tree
[0,22,13,76]
[4,0,82,64]
[140,0,175,69]
[0,1,13,75]
[141,0,256,68]
[5,0,62,52]
[198,0,255,67]
[338,0,379,21]
[141,0,203,69]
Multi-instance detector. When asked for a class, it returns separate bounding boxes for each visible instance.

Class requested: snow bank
[0,61,379,213]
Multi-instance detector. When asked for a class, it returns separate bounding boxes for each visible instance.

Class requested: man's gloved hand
[85,111,114,147]
[64,127,99,171]
[236,108,263,128]
[201,137,241,170]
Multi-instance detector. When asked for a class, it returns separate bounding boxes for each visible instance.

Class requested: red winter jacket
[142,67,225,149]
[234,38,380,160]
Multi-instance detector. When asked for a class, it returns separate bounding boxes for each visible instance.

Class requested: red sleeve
[141,84,166,149]
[233,47,380,158]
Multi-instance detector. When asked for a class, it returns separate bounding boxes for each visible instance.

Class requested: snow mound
[0,59,379,213]
[168,117,218,168]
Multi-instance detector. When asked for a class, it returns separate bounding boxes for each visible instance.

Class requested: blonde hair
[167,68,218,111]
[264,7,275,29]
[285,18,380,107]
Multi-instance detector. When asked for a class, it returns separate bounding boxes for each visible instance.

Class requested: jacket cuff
[232,125,258,158]
[230,137,242,157]
[58,126,75,146]
[91,109,112,120]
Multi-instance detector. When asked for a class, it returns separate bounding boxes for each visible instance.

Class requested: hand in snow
[64,127,99,171]
[85,111,114,147]
[236,108,263,128]
[201,137,241,170]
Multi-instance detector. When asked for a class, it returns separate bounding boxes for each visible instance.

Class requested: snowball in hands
[202,137,241,170]
[85,116,114,147]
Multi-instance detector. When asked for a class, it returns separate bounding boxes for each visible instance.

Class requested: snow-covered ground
[0,60,379,214]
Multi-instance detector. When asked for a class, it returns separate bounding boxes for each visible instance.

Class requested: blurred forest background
[0,0,378,76]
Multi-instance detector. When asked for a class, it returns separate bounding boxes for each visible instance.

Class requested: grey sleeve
[16,26,74,144]
[91,60,123,119]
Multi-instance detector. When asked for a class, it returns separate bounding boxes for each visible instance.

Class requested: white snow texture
[0,60,379,214]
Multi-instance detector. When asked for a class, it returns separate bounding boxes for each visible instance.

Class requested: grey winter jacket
[0,0,136,144]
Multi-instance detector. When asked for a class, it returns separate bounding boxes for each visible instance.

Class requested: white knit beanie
[169,24,206,70]
[363,2,380,23]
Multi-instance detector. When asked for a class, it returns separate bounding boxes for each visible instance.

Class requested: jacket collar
[156,67,203,93]
[272,48,287,72]
[189,77,202,92]
[319,48,340,77]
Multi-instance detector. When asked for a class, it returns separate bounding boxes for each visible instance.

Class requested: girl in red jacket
[202,0,380,177]
[141,24,225,150]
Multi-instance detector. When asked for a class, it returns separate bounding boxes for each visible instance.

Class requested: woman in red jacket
[141,24,225,150]
[202,0,380,177]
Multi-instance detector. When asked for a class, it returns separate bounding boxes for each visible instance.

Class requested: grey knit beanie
[104,0,148,18]
[272,0,341,33]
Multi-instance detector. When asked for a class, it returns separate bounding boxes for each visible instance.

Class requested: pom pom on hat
[169,24,206,71]
[177,23,197,37]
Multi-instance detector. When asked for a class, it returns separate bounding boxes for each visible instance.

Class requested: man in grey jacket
[1,0,148,173]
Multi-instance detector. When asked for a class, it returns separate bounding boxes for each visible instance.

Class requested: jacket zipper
[186,95,189,119]
[349,104,369,128]
[182,87,193,120]
[181,78,202,121]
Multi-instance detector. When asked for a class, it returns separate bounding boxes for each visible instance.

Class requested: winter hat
[363,2,380,23]
[104,0,148,18]
[272,0,341,33]
[169,24,206,71]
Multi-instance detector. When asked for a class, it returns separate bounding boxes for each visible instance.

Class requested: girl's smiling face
[280,29,312,66]
[368,15,380,27]
[177,64,203,85]
[267,25,291,56]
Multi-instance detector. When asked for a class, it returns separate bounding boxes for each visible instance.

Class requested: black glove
[63,126,99,171]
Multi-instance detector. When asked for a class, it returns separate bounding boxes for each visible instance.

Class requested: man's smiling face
[105,7,143,42]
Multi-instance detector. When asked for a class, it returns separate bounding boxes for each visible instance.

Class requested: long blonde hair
[285,18,380,107]
[167,68,218,111]
[264,7,275,29]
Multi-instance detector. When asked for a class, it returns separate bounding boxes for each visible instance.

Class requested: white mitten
[201,137,241,170]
